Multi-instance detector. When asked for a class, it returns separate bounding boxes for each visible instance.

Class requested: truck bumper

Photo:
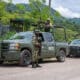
[2,50,20,61]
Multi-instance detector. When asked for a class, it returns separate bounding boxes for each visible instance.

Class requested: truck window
[43,33,53,42]
[10,32,32,40]
[38,33,44,42]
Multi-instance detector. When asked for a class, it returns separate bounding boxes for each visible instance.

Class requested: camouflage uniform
[32,31,41,68]
[45,18,52,32]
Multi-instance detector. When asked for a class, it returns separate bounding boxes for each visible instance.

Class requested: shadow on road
[0,59,59,67]
[67,56,80,59]
[40,59,59,64]
[0,63,20,67]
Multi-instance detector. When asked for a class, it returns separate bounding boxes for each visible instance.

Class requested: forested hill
[5,3,80,32]
[69,18,80,25]
[6,3,56,16]
[0,1,80,41]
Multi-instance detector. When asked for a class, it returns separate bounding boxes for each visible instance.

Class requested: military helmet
[34,29,40,35]
[47,18,50,21]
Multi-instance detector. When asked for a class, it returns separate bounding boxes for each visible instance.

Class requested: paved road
[0,58,80,80]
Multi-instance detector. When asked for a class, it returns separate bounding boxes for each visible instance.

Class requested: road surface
[0,58,80,80]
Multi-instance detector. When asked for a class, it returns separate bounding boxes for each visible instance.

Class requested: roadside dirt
[0,58,80,80]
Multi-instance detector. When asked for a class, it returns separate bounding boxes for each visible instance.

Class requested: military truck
[0,28,69,66]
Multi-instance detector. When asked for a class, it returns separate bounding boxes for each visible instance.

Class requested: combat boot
[32,62,36,68]
[36,63,41,67]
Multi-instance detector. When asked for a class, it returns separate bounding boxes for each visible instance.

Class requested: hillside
[0,1,80,41]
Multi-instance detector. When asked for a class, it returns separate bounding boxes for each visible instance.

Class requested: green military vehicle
[0,27,69,66]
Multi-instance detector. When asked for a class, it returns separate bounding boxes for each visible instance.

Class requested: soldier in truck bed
[44,18,52,32]
[37,18,52,32]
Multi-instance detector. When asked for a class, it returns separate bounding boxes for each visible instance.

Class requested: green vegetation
[0,0,80,41]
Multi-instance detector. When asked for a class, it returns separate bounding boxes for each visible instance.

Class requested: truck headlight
[15,43,20,49]
[9,43,20,50]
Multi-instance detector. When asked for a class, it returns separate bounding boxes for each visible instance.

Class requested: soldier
[44,18,52,32]
[32,30,42,68]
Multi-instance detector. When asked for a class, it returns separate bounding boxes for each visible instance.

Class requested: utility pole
[48,0,51,18]
[49,0,51,8]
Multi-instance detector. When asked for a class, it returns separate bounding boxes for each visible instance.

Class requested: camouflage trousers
[32,47,40,63]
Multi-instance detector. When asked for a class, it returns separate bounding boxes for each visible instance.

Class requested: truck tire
[0,61,3,64]
[56,50,66,62]
[19,50,31,66]
[38,59,43,63]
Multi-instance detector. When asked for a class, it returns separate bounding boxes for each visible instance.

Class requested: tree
[28,0,51,21]
[16,4,26,14]
[8,0,12,3]
[0,1,6,17]
[7,0,13,13]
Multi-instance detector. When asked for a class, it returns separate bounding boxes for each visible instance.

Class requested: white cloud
[55,6,80,18]
[4,0,28,4]
[4,0,80,18]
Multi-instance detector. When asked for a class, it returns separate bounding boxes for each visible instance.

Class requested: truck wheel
[38,59,43,63]
[0,61,3,64]
[19,50,31,66]
[56,50,66,62]
[67,53,73,57]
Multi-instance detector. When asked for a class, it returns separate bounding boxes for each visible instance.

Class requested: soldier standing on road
[32,30,42,68]
[44,18,52,32]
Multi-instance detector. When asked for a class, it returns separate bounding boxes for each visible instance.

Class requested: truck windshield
[10,32,33,40]
[71,39,80,44]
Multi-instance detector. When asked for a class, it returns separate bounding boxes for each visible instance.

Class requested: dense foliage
[0,0,80,41]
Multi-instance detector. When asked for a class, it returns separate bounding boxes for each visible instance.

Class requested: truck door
[41,41,49,58]
[42,33,56,57]
[40,33,49,58]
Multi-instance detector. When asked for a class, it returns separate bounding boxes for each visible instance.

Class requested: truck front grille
[70,46,80,53]
[1,42,9,52]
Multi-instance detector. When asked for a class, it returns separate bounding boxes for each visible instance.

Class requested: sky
[5,0,80,18]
